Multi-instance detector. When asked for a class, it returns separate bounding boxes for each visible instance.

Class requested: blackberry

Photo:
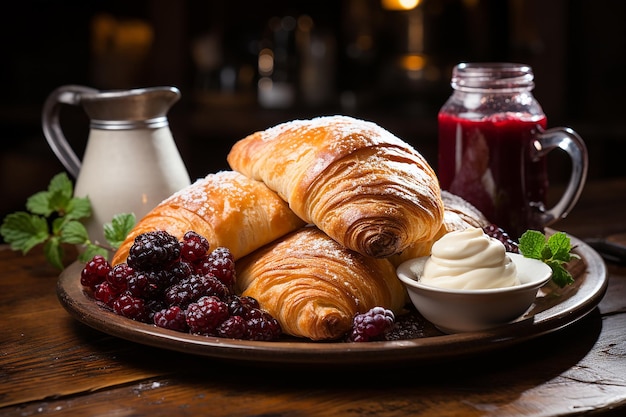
[225,295,260,318]
[483,224,519,253]
[127,272,160,299]
[127,230,181,271]
[80,255,111,290]
[185,296,229,334]
[347,307,395,342]
[144,298,167,316]
[215,315,247,339]
[81,230,283,342]
[145,269,172,292]
[154,306,188,332]
[180,231,210,262]
[112,294,150,323]
[164,274,230,308]
[245,308,282,341]
[167,260,194,284]
[196,247,236,290]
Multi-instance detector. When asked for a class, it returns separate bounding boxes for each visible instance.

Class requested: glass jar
[437,62,587,239]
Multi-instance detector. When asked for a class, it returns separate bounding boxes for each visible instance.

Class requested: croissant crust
[236,227,408,341]
[227,115,445,258]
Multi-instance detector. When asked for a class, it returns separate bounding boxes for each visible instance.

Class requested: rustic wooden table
[2,178,626,417]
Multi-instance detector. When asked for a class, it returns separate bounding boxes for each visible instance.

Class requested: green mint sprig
[518,230,580,287]
[0,172,136,269]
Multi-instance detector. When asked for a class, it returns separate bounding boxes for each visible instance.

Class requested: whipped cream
[421,227,520,290]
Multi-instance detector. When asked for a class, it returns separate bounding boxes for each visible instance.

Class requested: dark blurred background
[2,0,625,233]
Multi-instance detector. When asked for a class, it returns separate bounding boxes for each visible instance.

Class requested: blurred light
[381,0,421,11]
[258,48,274,76]
[401,54,425,71]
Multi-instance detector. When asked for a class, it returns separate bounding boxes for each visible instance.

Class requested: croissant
[111,171,306,265]
[236,227,408,341]
[389,191,491,266]
[227,115,445,258]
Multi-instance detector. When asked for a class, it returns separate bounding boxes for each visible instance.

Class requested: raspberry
[81,231,282,342]
[106,263,133,292]
[245,308,282,341]
[80,255,111,290]
[215,315,247,339]
[483,224,519,253]
[154,306,188,332]
[196,247,236,290]
[127,230,181,271]
[180,231,210,262]
[112,294,150,323]
[93,281,118,306]
[185,296,229,334]
[348,307,395,342]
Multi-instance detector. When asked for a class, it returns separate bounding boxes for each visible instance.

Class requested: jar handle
[42,85,99,178]
[533,127,589,227]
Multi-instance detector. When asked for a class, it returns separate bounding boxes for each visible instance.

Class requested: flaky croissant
[389,191,491,266]
[111,171,306,265]
[236,227,408,341]
[227,115,445,258]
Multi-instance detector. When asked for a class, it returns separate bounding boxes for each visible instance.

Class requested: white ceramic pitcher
[42,85,191,247]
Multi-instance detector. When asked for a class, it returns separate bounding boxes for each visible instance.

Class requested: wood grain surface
[2,178,626,416]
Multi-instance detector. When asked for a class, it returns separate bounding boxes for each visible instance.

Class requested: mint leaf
[59,220,90,245]
[51,216,64,236]
[518,230,546,259]
[547,232,574,262]
[48,188,72,214]
[548,261,575,287]
[65,196,92,221]
[2,172,134,269]
[519,230,577,288]
[43,236,64,270]
[79,244,109,262]
[48,172,73,200]
[0,212,49,253]
[104,213,136,250]
[26,191,53,216]
[43,172,74,215]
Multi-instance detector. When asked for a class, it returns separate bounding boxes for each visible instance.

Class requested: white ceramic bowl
[396,253,552,334]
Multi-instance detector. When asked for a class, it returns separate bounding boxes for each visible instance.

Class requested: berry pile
[483,224,519,253]
[80,230,282,341]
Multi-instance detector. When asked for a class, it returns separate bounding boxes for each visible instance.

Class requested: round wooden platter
[57,233,607,366]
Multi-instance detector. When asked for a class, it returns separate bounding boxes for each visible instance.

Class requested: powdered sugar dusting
[163,171,260,218]
[278,227,356,268]
[260,115,414,153]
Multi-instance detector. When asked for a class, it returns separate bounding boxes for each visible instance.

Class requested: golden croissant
[227,115,445,258]
[111,170,306,265]
[236,227,408,341]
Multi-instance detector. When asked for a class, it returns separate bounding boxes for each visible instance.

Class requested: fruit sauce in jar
[436,63,561,239]
[438,111,548,238]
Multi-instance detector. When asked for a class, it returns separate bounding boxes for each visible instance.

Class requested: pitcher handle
[532,127,589,227]
[42,85,99,178]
